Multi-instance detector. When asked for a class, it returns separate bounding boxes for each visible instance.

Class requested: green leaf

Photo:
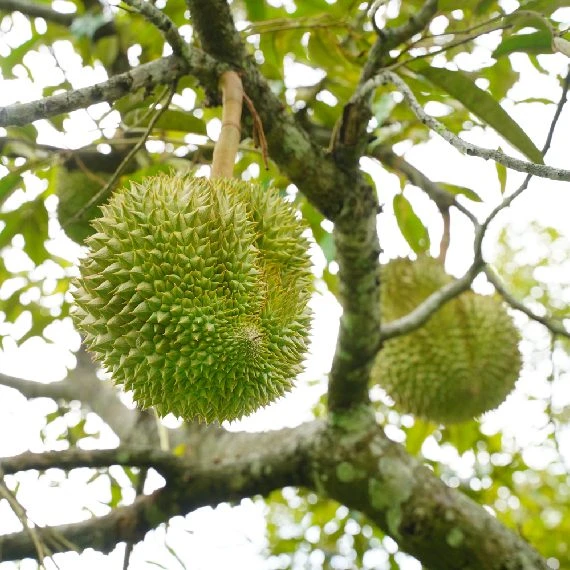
[393,194,430,254]
[505,10,554,34]
[492,31,554,58]
[414,66,544,164]
[0,172,23,205]
[495,157,507,194]
[70,13,112,40]
[436,182,483,202]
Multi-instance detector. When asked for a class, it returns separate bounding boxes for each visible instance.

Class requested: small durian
[56,167,114,243]
[72,173,312,423]
[372,257,521,423]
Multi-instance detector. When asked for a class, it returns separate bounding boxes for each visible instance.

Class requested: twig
[0,468,49,566]
[122,468,148,570]
[120,0,191,60]
[484,267,569,337]
[438,207,450,263]
[371,145,478,224]
[64,83,177,227]
[475,65,570,250]
[379,260,483,341]
[355,71,570,182]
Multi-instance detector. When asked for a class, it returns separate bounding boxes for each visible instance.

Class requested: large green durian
[371,257,521,423]
[72,174,312,423]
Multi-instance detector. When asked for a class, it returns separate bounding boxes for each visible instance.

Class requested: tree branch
[371,145,478,224]
[312,414,548,570]
[0,447,182,477]
[0,423,321,561]
[121,0,191,59]
[484,266,569,337]
[0,55,217,128]
[356,71,570,182]
[0,0,74,26]
[0,373,77,401]
[0,418,550,568]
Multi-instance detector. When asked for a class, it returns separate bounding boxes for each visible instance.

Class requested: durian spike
[211,71,243,179]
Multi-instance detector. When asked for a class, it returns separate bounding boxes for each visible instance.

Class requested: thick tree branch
[0,423,321,561]
[356,71,570,182]
[327,202,382,412]
[312,412,548,570]
[0,417,549,568]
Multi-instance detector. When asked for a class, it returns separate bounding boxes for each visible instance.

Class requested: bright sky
[0,3,569,569]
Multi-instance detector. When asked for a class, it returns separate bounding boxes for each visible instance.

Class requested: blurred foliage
[0,0,569,568]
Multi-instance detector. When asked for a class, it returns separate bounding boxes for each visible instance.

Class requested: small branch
[121,0,191,60]
[0,0,74,25]
[0,469,48,565]
[484,266,569,337]
[0,447,182,478]
[0,56,194,128]
[371,145,478,224]
[211,71,243,179]
[332,0,439,167]
[356,71,570,182]
[379,260,482,341]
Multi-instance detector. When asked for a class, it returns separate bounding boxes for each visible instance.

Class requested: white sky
[0,3,569,569]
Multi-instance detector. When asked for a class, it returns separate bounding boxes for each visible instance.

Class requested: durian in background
[72,72,312,423]
[371,256,521,424]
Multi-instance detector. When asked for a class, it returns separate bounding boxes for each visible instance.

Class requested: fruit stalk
[211,71,243,179]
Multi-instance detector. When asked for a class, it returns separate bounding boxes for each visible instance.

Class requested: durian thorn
[211,71,243,179]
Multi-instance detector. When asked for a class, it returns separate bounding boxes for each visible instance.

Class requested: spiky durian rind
[372,257,521,423]
[72,174,312,423]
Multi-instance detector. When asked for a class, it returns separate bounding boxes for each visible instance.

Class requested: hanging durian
[72,72,312,423]
[371,256,521,423]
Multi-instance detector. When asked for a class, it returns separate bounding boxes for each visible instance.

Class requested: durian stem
[211,71,243,179]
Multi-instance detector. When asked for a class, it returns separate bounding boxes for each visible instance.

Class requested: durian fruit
[56,167,114,243]
[72,173,312,423]
[371,256,521,423]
